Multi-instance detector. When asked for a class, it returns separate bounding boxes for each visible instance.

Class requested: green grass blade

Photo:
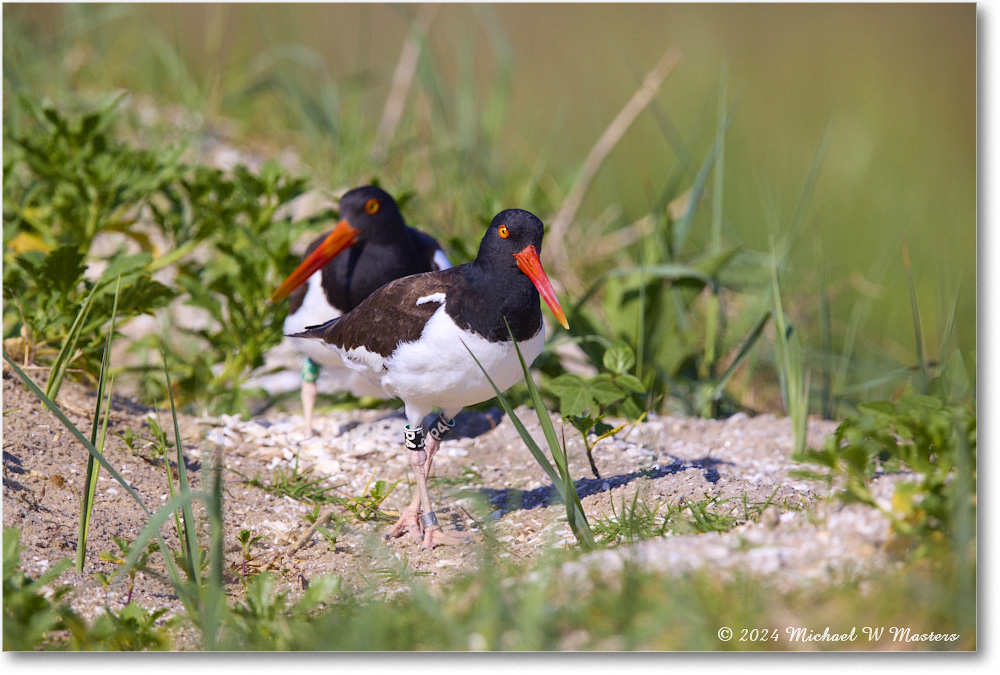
[701,284,720,380]
[202,450,227,650]
[462,342,560,486]
[709,310,771,402]
[505,322,595,549]
[769,239,809,454]
[673,93,739,254]
[115,490,212,625]
[160,341,201,587]
[938,279,962,364]
[76,275,121,571]
[44,274,101,401]
[902,239,928,392]
[711,62,728,254]
[816,238,833,419]
[461,330,594,550]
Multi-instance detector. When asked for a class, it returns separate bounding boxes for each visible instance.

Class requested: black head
[470,208,568,330]
[475,209,545,268]
[338,185,406,241]
[270,185,407,303]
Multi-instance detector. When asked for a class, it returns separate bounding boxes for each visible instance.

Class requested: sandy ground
[2,364,901,646]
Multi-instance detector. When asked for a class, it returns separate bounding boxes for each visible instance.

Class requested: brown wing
[292,267,463,358]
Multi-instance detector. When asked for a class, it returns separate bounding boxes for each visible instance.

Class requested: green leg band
[301,357,321,384]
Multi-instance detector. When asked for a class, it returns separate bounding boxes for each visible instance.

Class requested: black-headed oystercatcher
[271,185,450,433]
[289,208,568,549]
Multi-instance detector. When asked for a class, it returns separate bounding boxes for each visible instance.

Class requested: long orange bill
[513,245,570,330]
[270,220,361,303]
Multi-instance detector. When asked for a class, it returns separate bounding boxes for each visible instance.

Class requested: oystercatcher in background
[289,208,569,549]
[271,185,450,433]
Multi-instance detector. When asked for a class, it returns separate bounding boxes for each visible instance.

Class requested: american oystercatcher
[289,208,568,549]
[271,185,450,433]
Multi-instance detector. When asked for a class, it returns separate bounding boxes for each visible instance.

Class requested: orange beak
[270,220,361,303]
[513,245,569,330]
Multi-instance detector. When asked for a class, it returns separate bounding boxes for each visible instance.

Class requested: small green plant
[429,465,484,489]
[3,98,179,391]
[236,529,265,579]
[303,507,347,551]
[4,527,173,651]
[333,472,398,522]
[3,96,326,415]
[673,497,740,535]
[97,536,158,606]
[591,490,763,545]
[547,341,647,477]
[85,602,172,651]
[221,571,343,650]
[371,551,431,583]
[792,364,976,561]
[591,489,667,545]
[149,161,318,416]
[3,528,76,650]
[239,456,342,505]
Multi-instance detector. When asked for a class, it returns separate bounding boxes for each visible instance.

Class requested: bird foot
[384,507,423,541]
[420,525,474,550]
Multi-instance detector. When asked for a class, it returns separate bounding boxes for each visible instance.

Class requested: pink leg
[301,381,318,437]
[384,417,473,548]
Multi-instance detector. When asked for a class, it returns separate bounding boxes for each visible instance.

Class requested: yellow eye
[498,225,509,239]
[365,198,380,215]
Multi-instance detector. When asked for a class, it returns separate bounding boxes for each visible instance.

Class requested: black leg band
[403,425,425,451]
[428,415,455,442]
[420,511,439,528]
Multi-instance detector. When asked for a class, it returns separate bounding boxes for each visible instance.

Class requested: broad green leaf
[602,341,636,375]
[590,374,626,406]
[858,400,898,417]
[38,245,86,295]
[616,373,646,394]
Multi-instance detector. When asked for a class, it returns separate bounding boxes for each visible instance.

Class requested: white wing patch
[415,292,446,306]
[343,344,388,373]
[432,249,452,271]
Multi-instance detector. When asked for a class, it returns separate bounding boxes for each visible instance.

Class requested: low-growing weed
[239,457,341,505]
[547,341,647,478]
[235,529,265,579]
[300,506,347,551]
[592,489,787,546]
[83,602,172,651]
[97,536,158,606]
[333,473,397,522]
[220,571,343,650]
[792,358,976,561]
[3,99,178,393]
[3,528,76,650]
[591,489,666,545]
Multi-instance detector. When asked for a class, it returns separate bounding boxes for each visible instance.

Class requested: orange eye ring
[365,198,380,215]
[498,225,509,239]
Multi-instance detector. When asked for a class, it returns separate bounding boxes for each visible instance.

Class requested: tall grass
[465,323,595,551]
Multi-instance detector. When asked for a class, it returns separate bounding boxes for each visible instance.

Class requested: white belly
[283,272,344,368]
[380,305,545,414]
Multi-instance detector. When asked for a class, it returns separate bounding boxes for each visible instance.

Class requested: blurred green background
[3,2,976,412]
